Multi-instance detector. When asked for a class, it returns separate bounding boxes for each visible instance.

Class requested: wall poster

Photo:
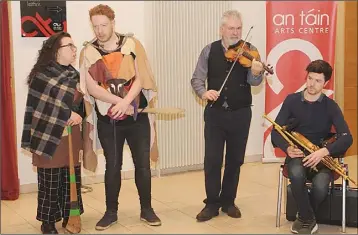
[263,1,337,162]
[21,1,67,37]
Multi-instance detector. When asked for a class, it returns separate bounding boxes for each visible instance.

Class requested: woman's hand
[67,111,82,126]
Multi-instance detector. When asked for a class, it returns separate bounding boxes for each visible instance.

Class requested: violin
[210,26,272,108]
[224,40,274,75]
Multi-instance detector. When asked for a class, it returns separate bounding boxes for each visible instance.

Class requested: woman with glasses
[21,31,84,234]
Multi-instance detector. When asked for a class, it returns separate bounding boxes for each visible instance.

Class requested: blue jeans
[287,158,333,221]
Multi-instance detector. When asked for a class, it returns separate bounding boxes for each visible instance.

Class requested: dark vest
[207,40,252,110]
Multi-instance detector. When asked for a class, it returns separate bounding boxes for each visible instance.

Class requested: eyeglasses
[59,43,77,50]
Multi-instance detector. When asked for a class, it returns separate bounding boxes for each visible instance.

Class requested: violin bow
[210,26,254,107]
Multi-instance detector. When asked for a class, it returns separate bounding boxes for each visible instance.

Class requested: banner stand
[263,1,338,163]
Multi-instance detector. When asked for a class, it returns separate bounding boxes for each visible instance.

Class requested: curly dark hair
[27,31,72,85]
[305,59,333,82]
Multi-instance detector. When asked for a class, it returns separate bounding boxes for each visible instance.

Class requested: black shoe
[140,208,161,226]
[95,211,118,231]
[41,222,58,234]
[291,217,318,234]
[221,204,241,218]
[196,207,219,222]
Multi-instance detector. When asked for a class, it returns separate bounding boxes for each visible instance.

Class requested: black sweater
[271,90,353,158]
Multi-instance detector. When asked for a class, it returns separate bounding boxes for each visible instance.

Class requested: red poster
[263,1,337,162]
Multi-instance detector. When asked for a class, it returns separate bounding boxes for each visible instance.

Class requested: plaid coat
[21,61,80,159]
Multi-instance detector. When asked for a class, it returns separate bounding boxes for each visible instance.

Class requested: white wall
[143,1,233,170]
[11,1,267,187]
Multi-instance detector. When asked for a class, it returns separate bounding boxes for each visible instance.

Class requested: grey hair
[220,10,242,27]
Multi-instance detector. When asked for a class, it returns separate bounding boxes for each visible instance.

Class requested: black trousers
[287,158,333,221]
[36,166,83,223]
[97,114,152,212]
[203,106,252,208]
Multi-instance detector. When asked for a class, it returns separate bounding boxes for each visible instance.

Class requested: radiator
[144,1,232,171]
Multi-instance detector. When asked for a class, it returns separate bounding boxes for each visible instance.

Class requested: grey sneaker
[95,211,118,231]
[298,219,318,234]
[290,217,318,234]
[291,217,304,234]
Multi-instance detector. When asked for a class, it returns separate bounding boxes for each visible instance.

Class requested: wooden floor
[1,162,357,234]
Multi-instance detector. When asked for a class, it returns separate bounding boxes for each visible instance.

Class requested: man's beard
[226,37,240,47]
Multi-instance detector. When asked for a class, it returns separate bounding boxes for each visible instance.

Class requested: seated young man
[271,60,353,234]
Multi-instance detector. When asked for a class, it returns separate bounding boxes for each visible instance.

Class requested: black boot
[221,204,242,218]
[196,199,220,222]
[140,208,161,226]
[196,206,219,222]
[95,211,118,231]
[41,222,58,234]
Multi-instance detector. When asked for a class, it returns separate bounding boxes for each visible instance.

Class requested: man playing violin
[79,4,161,230]
[190,10,265,222]
[271,60,353,234]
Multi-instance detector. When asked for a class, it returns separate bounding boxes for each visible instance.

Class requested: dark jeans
[97,114,152,212]
[203,106,252,209]
[287,158,333,221]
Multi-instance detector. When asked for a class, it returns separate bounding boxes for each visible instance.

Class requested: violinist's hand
[251,58,263,76]
[67,111,82,126]
[202,90,219,101]
[286,146,304,158]
[303,147,329,168]
[110,99,131,119]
